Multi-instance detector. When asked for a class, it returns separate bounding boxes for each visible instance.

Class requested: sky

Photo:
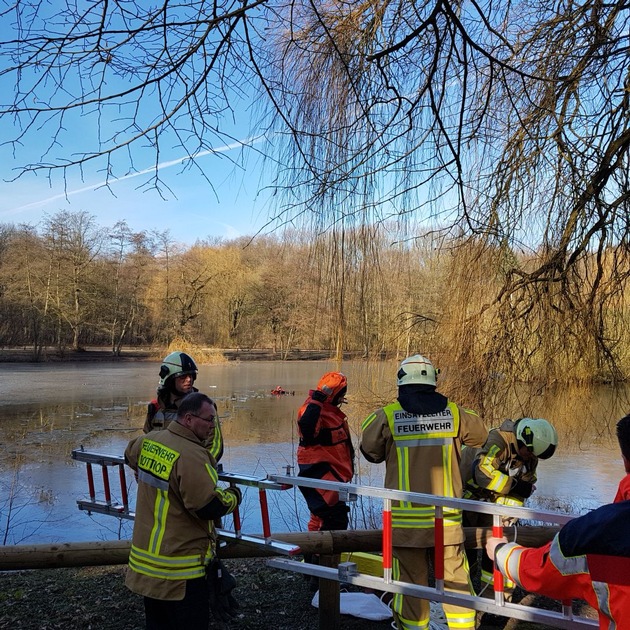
[0,132,276,246]
[0,7,283,246]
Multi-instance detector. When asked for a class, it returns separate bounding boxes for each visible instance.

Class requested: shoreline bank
[0,346,340,364]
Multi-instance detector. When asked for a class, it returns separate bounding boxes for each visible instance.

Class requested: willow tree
[255,0,630,389]
[1,0,629,390]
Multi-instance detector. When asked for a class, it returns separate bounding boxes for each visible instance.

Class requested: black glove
[226,486,242,506]
[311,390,327,403]
[207,558,239,622]
[511,479,534,498]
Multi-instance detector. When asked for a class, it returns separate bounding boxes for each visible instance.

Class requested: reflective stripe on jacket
[495,501,630,630]
[124,422,237,601]
[461,421,537,500]
[360,399,487,547]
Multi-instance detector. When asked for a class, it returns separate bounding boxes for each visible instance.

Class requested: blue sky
[0,7,281,246]
[0,132,276,245]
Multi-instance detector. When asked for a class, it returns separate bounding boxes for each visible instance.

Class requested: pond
[0,360,625,544]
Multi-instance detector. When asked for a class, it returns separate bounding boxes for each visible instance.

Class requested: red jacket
[296,391,354,482]
[614,474,630,502]
[495,500,630,629]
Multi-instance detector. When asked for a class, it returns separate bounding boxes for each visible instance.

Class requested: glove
[511,479,534,498]
[226,486,242,506]
[207,558,239,622]
[311,390,327,403]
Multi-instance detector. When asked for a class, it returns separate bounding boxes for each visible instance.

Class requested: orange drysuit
[297,390,354,531]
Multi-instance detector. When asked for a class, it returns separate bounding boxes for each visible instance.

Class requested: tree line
[2,211,629,410]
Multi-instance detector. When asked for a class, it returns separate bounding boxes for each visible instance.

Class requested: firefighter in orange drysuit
[486,413,630,630]
[296,371,354,531]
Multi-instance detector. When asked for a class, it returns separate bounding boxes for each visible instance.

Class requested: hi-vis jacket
[144,388,224,463]
[461,420,537,505]
[124,422,238,601]
[360,400,487,547]
[494,500,630,630]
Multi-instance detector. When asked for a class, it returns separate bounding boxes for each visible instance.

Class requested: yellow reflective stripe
[396,616,430,630]
[205,463,218,484]
[205,463,238,511]
[442,441,453,498]
[208,422,223,460]
[392,520,462,529]
[129,544,207,580]
[129,558,205,580]
[495,495,524,507]
[148,489,169,555]
[444,611,476,629]
[479,445,510,493]
[392,559,431,630]
[361,411,378,432]
[392,510,462,529]
[399,446,409,494]
[130,545,202,567]
[481,568,514,589]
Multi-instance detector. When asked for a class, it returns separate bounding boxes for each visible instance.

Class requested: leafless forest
[0,1,629,416]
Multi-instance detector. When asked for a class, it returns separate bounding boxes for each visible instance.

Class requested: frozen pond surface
[0,360,624,543]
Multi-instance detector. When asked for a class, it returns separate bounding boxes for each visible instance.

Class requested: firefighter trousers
[392,544,476,630]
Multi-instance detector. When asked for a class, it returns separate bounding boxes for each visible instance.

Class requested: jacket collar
[167,419,204,445]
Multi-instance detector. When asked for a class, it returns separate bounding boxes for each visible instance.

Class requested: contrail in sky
[7,135,265,214]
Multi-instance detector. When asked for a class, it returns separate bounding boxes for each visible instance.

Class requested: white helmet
[516,418,558,459]
[158,351,198,387]
[397,354,439,387]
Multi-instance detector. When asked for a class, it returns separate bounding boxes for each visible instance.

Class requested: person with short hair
[360,354,488,630]
[614,414,630,501]
[125,392,241,629]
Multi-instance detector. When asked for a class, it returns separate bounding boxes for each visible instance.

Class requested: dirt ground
[0,557,595,630]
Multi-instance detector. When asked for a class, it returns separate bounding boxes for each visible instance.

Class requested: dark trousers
[144,577,209,630]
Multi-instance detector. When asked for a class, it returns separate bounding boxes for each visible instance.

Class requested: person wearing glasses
[125,392,241,629]
[144,350,223,462]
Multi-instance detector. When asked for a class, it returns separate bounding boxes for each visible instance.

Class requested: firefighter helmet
[397,354,439,387]
[158,351,198,387]
[316,372,347,404]
[515,418,558,459]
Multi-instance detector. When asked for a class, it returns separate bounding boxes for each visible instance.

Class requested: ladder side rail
[268,475,577,525]
[72,449,299,555]
[492,513,505,608]
[382,498,392,584]
[268,558,599,630]
[272,474,584,627]
[434,505,444,593]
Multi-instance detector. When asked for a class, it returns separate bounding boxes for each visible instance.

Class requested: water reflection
[0,360,626,543]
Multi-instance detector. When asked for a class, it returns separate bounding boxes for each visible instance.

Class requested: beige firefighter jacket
[124,421,238,601]
[360,399,487,548]
[460,419,539,501]
[143,388,224,463]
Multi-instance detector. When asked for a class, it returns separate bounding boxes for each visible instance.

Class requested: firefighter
[360,354,488,630]
[125,392,242,629]
[486,414,630,630]
[460,417,558,598]
[614,413,630,501]
[144,350,223,462]
[297,371,354,532]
